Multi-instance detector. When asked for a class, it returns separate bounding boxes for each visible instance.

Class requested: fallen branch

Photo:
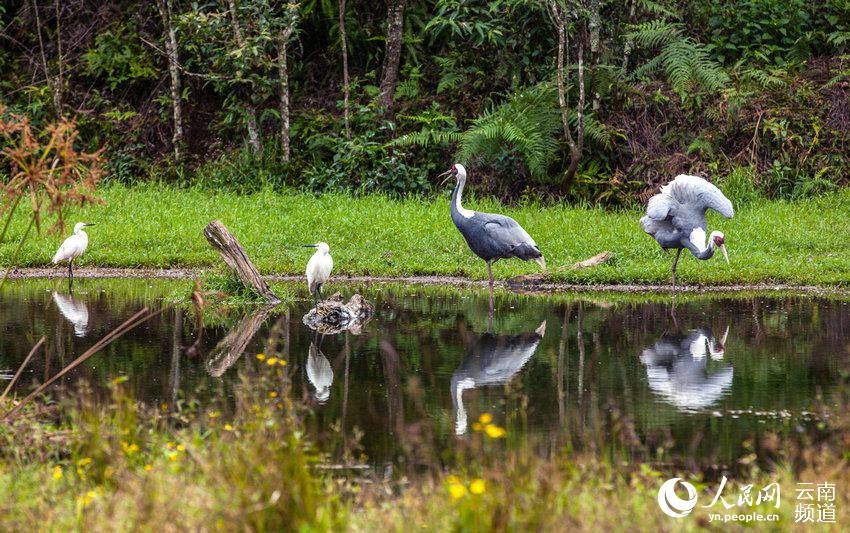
[1,336,45,400]
[508,252,613,287]
[203,220,281,304]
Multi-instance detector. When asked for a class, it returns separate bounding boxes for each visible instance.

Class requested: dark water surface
[2,279,849,471]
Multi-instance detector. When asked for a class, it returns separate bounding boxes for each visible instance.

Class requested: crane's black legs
[670,249,682,294]
[486,261,495,314]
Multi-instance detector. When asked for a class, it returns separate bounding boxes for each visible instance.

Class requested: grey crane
[640,174,733,293]
[439,164,546,309]
[451,321,546,435]
[639,327,732,412]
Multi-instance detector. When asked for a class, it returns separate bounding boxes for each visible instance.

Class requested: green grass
[2,183,849,286]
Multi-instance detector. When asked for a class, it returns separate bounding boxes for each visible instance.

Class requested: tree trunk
[227,0,262,154]
[339,0,351,139]
[378,0,406,114]
[203,220,280,303]
[278,27,292,162]
[156,0,185,161]
[549,1,585,190]
[32,0,61,117]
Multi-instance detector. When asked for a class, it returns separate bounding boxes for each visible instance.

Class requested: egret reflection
[451,321,546,435]
[307,342,333,403]
[52,291,89,337]
[640,327,732,412]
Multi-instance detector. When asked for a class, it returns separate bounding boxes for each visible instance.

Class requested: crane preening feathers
[640,175,733,293]
[52,222,95,290]
[439,164,546,309]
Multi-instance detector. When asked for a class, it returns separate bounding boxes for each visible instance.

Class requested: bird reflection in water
[640,326,732,412]
[306,341,333,404]
[52,291,90,337]
[451,321,546,435]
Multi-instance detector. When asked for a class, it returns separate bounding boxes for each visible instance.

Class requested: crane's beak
[720,244,729,264]
[438,170,453,186]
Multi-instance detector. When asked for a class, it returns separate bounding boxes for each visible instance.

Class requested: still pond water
[2,279,849,472]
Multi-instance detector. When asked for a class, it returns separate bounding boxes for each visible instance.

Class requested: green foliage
[82,25,157,90]
[629,21,729,97]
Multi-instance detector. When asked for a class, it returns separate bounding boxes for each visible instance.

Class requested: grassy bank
[2,183,849,286]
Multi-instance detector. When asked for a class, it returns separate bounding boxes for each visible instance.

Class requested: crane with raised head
[640,175,733,293]
[439,163,545,309]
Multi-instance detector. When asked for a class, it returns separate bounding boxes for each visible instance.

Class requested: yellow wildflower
[446,475,461,485]
[266,357,279,365]
[176,444,186,452]
[166,442,176,449]
[167,451,179,461]
[144,464,153,471]
[208,411,220,419]
[77,457,93,467]
[472,422,483,432]
[470,479,486,495]
[256,353,266,361]
[224,423,234,431]
[278,359,287,366]
[478,413,493,424]
[484,424,506,438]
[269,391,278,398]
[448,483,467,500]
[52,466,63,480]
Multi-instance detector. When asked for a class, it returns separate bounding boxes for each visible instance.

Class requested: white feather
[305,242,333,294]
[52,222,89,264]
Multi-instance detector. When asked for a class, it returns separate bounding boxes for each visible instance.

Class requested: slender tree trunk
[226,0,262,154]
[621,0,638,70]
[53,0,63,115]
[32,0,61,117]
[378,0,406,114]
[549,1,585,190]
[278,27,293,162]
[156,0,185,161]
[339,0,351,139]
[588,0,601,111]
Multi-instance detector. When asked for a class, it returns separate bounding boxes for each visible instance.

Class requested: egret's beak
[438,169,453,186]
[720,244,729,264]
[302,244,318,248]
[85,223,96,227]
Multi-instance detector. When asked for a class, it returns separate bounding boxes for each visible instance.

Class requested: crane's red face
[713,235,724,247]
[450,164,457,175]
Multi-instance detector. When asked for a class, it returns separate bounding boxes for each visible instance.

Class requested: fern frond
[626,20,682,49]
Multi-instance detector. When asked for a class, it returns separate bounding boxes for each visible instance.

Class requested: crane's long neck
[451,176,474,221]
[686,228,716,260]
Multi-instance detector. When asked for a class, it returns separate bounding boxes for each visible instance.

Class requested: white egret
[52,222,94,290]
[304,242,333,304]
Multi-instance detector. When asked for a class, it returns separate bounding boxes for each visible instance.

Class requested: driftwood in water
[207,305,275,377]
[508,251,613,287]
[203,220,280,303]
[302,293,374,335]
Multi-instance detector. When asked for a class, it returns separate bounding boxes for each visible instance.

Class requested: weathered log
[203,220,280,303]
[302,293,374,335]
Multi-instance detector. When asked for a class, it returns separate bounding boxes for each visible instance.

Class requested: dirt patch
[3,267,848,295]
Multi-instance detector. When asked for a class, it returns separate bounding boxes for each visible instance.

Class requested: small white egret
[304,242,333,304]
[52,222,94,290]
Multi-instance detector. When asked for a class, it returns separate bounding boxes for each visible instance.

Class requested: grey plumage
[442,163,545,307]
[451,321,546,435]
[640,174,733,291]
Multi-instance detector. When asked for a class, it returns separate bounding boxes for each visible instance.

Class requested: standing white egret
[52,222,95,290]
[438,163,545,310]
[640,175,733,293]
[304,242,333,304]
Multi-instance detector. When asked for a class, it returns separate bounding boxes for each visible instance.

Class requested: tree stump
[302,293,374,335]
[203,220,280,303]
